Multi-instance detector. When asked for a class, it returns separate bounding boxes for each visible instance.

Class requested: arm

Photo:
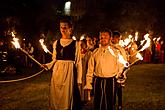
[44,40,57,69]
[84,52,95,90]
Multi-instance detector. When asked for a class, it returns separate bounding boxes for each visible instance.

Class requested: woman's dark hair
[60,16,73,28]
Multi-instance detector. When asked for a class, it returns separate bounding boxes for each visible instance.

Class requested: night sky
[0,0,165,40]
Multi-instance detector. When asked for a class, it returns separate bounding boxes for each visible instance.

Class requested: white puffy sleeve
[84,49,98,90]
[46,40,57,69]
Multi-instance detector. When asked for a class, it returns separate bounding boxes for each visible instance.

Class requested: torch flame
[157,37,161,42]
[108,46,116,57]
[80,35,85,41]
[118,53,129,67]
[136,53,143,60]
[108,46,129,67]
[72,36,76,40]
[124,38,131,46]
[128,35,133,39]
[119,40,125,47]
[11,32,20,49]
[135,32,138,41]
[140,37,151,51]
[11,32,15,37]
[39,39,49,53]
[39,39,52,55]
[144,33,149,40]
[153,37,156,41]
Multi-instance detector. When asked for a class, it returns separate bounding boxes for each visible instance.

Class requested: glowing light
[11,32,15,37]
[157,37,161,41]
[11,37,20,49]
[136,53,143,60]
[80,35,85,41]
[153,37,156,41]
[72,36,76,40]
[118,53,129,67]
[135,32,138,41]
[108,46,116,57]
[64,1,71,15]
[140,34,151,51]
[39,39,52,55]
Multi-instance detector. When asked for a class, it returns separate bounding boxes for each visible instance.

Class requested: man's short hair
[99,28,112,37]
[113,31,121,38]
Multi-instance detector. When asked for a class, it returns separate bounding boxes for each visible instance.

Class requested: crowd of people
[1,16,165,110]
[41,17,152,110]
[143,39,165,63]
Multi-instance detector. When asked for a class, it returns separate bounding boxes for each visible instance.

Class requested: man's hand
[84,83,93,90]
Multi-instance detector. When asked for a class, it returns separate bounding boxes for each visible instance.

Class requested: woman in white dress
[43,18,82,110]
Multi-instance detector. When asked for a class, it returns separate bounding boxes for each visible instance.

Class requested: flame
[118,53,129,67]
[80,35,85,41]
[140,40,145,45]
[157,37,161,42]
[119,35,133,47]
[108,46,129,67]
[11,32,20,49]
[140,36,151,51]
[11,32,15,37]
[140,33,150,46]
[135,32,138,41]
[136,53,143,60]
[108,46,116,57]
[124,38,131,46]
[39,39,50,53]
[128,35,133,39]
[144,33,149,40]
[72,36,76,40]
[119,40,125,47]
[11,37,20,49]
[153,37,156,41]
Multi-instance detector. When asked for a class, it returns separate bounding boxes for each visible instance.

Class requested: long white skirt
[50,60,76,110]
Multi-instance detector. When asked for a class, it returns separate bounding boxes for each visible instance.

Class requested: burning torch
[11,35,48,70]
[39,39,52,55]
[117,34,150,84]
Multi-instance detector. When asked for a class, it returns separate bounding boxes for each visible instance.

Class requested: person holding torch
[42,17,82,110]
[112,31,128,110]
[84,28,123,110]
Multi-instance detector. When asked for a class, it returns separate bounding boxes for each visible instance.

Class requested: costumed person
[84,28,123,110]
[155,40,161,63]
[128,39,138,64]
[81,34,96,104]
[160,40,165,63]
[27,42,34,67]
[112,31,127,110]
[42,17,82,110]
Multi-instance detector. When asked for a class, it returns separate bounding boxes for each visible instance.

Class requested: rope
[0,69,45,83]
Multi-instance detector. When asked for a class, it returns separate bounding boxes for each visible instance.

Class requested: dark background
[0,0,165,41]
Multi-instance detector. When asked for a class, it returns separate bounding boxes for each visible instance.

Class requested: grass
[0,64,165,110]
[0,67,51,110]
[123,64,165,110]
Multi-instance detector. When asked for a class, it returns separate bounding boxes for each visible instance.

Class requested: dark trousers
[116,82,122,110]
[94,77,116,110]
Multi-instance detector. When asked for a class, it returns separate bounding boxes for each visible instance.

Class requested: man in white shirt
[84,28,123,110]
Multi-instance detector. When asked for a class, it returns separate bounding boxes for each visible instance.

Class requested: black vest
[56,40,76,61]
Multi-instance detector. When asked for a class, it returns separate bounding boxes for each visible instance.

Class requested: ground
[0,64,165,110]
